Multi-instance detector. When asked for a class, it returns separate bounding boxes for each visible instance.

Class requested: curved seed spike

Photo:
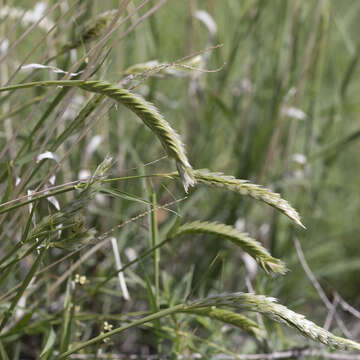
[190,292,360,351]
[183,307,265,340]
[170,220,287,274]
[79,81,195,192]
[0,80,195,192]
[193,169,305,228]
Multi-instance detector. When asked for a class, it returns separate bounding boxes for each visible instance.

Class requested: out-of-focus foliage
[1,0,360,358]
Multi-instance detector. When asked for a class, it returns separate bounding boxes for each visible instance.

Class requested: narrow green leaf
[0,340,10,360]
[40,327,56,358]
[59,275,73,353]
[100,187,150,205]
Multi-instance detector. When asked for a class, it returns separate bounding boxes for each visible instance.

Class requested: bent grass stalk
[0,80,195,192]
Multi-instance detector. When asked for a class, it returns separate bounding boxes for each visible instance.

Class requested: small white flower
[103,321,113,331]
[75,274,86,285]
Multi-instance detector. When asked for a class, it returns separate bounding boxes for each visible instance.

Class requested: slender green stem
[0,80,86,93]
[57,304,185,359]
[102,173,175,183]
[0,186,75,215]
[0,173,175,215]
[150,191,160,310]
[0,340,9,360]
[59,275,71,353]
[149,189,161,351]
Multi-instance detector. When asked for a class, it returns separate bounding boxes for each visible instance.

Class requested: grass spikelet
[190,292,360,351]
[170,221,287,274]
[122,56,203,78]
[192,169,304,228]
[183,307,265,340]
[60,9,118,54]
[25,157,112,244]
[79,81,195,192]
[0,81,195,192]
[72,155,113,206]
